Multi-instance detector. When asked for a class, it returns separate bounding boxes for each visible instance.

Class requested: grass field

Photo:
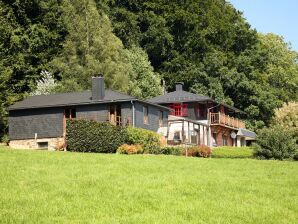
[0,146,297,223]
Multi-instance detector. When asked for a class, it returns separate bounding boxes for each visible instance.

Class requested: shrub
[182,146,200,157]
[294,152,298,161]
[66,120,128,153]
[126,126,162,153]
[117,144,143,154]
[153,146,184,155]
[212,146,253,159]
[253,126,297,160]
[182,145,212,158]
[1,134,9,145]
[198,145,212,158]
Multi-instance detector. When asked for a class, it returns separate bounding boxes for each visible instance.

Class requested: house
[150,83,256,147]
[8,77,169,150]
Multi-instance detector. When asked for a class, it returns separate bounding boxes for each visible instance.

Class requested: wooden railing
[209,112,245,129]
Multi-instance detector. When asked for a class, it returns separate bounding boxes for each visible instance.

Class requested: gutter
[131,100,135,127]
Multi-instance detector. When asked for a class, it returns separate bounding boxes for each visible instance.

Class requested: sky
[228,0,298,51]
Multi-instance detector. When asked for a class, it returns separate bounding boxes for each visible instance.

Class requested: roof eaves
[8,98,138,111]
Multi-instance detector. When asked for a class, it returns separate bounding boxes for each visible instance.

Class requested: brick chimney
[92,76,105,100]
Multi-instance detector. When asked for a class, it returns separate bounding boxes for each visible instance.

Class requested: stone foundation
[9,137,65,151]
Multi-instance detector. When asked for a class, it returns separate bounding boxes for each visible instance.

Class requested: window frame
[143,106,149,124]
[158,110,163,126]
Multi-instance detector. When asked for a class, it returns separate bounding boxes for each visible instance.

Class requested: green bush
[154,146,184,155]
[66,120,128,153]
[117,144,143,154]
[253,126,297,160]
[1,134,9,145]
[126,126,162,153]
[294,152,298,161]
[212,146,253,159]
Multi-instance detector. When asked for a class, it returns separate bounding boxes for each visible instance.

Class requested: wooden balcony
[209,112,245,129]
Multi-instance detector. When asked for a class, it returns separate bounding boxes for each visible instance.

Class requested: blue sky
[229,0,298,51]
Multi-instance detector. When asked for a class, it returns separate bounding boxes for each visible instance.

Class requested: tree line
[0,0,297,138]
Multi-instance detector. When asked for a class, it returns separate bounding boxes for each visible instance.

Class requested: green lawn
[212,146,254,158]
[0,146,297,224]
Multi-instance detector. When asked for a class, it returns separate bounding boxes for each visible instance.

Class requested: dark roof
[9,90,134,110]
[9,90,169,111]
[148,90,243,113]
[237,128,257,140]
[149,90,212,104]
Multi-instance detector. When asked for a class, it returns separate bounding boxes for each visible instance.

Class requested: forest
[0,0,297,138]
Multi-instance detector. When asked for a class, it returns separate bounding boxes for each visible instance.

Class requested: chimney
[92,76,105,100]
[175,82,183,91]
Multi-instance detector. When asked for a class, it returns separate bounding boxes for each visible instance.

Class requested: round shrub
[66,120,128,153]
[198,145,212,158]
[182,145,212,158]
[182,146,200,157]
[117,144,143,154]
[126,126,162,153]
[253,125,297,160]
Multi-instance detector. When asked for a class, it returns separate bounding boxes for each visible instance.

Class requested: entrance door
[109,105,121,125]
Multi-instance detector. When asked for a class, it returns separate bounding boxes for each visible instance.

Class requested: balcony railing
[209,112,245,129]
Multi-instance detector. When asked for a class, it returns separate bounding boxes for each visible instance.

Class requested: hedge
[66,119,127,153]
[126,126,162,153]
[212,146,253,159]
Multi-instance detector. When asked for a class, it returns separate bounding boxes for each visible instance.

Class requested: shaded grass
[212,146,253,158]
[0,146,297,223]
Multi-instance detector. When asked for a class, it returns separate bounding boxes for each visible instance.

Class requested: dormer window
[170,103,188,117]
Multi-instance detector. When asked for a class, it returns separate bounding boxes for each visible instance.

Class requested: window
[174,131,181,140]
[212,133,217,146]
[222,135,228,146]
[158,111,163,126]
[65,108,76,119]
[143,106,149,124]
[170,103,188,117]
[37,142,48,149]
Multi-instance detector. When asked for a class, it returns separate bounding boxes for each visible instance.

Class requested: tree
[50,0,131,92]
[31,71,58,96]
[0,0,66,137]
[125,46,163,99]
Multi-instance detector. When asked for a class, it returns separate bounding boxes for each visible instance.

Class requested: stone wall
[9,137,65,151]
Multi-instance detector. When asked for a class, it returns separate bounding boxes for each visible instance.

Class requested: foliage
[126,126,162,153]
[182,146,200,157]
[66,119,127,153]
[198,145,212,158]
[253,126,297,160]
[125,46,163,99]
[103,0,298,130]
[117,144,143,154]
[0,0,66,137]
[271,102,298,143]
[158,146,184,156]
[50,0,131,93]
[212,146,253,159]
[182,145,212,158]
[30,71,58,95]
[1,134,9,145]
